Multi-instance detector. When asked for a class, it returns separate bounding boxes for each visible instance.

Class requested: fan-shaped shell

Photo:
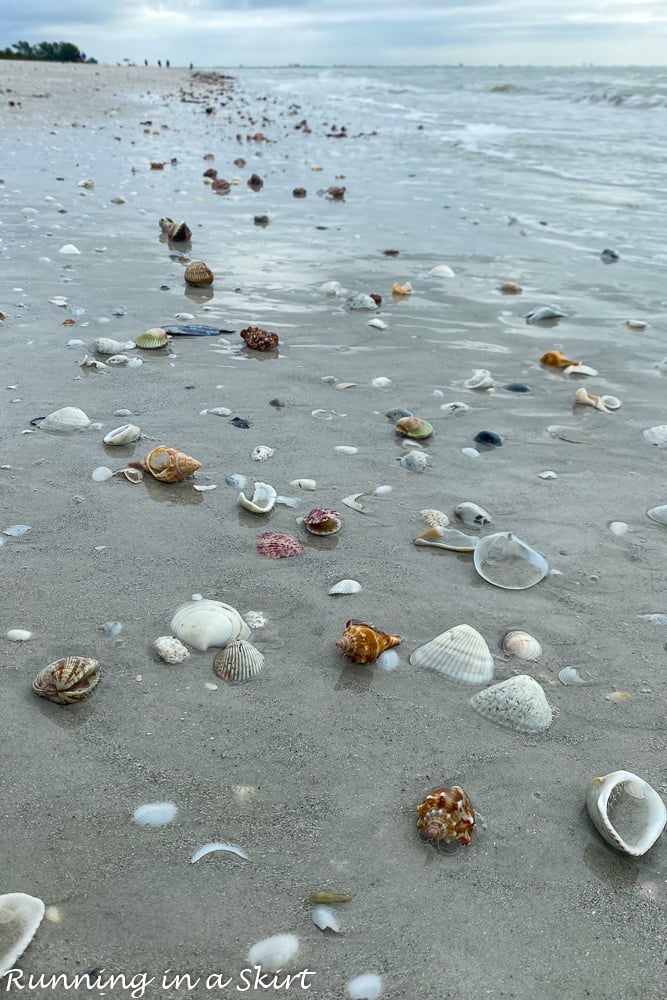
[103,423,141,446]
[470,675,552,732]
[213,638,264,682]
[170,599,251,652]
[454,501,492,528]
[395,416,433,440]
[130,445,201,482]
[410,624,493,684]
[301,508,341,535]
[256,532,304,559]
[585,770,667,857]
[502,630,542,660]
[135,328,170,350]
[240,326,280,351]
[184,260,214,286]
[0,893,46,978]
[473,532,548,590]
[336,620,401,664]
[32,656,100,704]
[416,786,476,846]
[40,406,91,433]
[238,482,277,514]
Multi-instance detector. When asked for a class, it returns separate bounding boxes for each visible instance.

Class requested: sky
[3,0,667,67]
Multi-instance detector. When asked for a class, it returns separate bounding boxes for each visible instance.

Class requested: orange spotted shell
[417,786,476,846]
[129,445,201,483]
[336,619,401,664]
[33,656,100,705]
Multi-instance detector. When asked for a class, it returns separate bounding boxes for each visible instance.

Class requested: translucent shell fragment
[129,445,201,482]
[417,786,476,846]
[32,656,100,705]
[336,619,401,664]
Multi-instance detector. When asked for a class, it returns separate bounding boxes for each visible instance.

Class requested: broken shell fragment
[470,675,553,733]
[454,501,492,528]
[238,482,277,514]
[464,369,494,390]
[103,423,141,446]
[153,635,190,664]
[414,526,477,552]
[417,785,476,845]
[32,656,100,705]
[336,620,401,664]
[395,415,433,440]
[0,893,45,979]
[251,445,276,462]
[502,630,542,660]
[90,337,136,355]
[342,493,367,513]
[410,624,494,685]
[399,451,429,471]
[586,770,666,857]
[473,532,548,590]
[573,387,611,412]
[112,467,144,483]
[213,638,265,682]
[392,281,413,295]
[563,363,598,378]
[246,934,299,973]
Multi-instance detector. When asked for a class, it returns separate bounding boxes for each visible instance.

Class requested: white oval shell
[586,770,667,857]
[132,802,177,826]
[647,505,667,526]
[170,599,251,652]
[311,906,340,932]
[103,423,141,446]
[368,318,387,330]
[464,369,494,390]
[334,445,358,455]
[563,364,598,378]
[642,425,667,447]
[41,406,91,433]
[0,893,46,978]
[502,630,542,660]
[92,466,113,481]
[430,263,455,277]
[455,501,492,528]
[525,305,565,323]
[328,579,362,595]
[106,354,131,366]
[238,482,277,514]
[410,624,493,685]
[470,675,553,732]
[251,445,276,461]
[246,934,299,972]
[347,974,383,1000]
[473,532,548,590]
[420,509,449,528]
[290,478,316,490]
[6,629,32,642]
[153,635,190,664]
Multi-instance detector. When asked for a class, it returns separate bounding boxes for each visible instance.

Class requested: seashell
[135,327,171,350]
[573,387,610,412]
[308,891,356,903]
[212,177,231,193]
[470,675,553,732]
[113,467,144,483]
[395,415,433,440]
[474,430,503,447]
[290,478,316,490]
[32,656,100,705]
[256,531,304,559]
[90,337,136,355]
[103,423,141,446]
[430,264,455,277]
[414,526,477,552]
[106,354,131,366]
[599,395,621,410]
[311,906,341,932]
[417,785,476,846]
[410,624,493,684]
[399,451,429,471]
[538,470,558,479]
[392,281,413,295]
[498,281,522,294]
[563,363,598,378]
[133,802,177,826]
[385,408,413,422]
[320,280,343,296]
[420,509,449,529]
[464,369,494,390]
[503,382,530,392]
[342,493,367,513]
[79,355,109,371]
[642,425,667,448]
[7,629,32,642]
[547,424,588,443]
[166,221,192,241]
[213,638,264,682]
[473,531,548,590]
[226,473,247,489]
[170,599,251,652]
[240,326,279,351]
[0,892,45,978]
[252,445,276,462]
[600,248,619,263]
[440,401,470,414]
[153,635,190,664]
[455,501,492,528]
[586,770,666,857]
[40,406,91,433]
[159,217,174,232]
[502,630,542,660]
[346,974,383,1000]
[526,305,565,323]
[325,185,346,199]
[292,187,307,198]
[647,505,667,526]
[558,666,590,685]
[608,521,629,536]
[626,319,647,330]
[92,466,113,482]
[334,445,358,455]
[247,173,263,191]
[345,293,378,310]
[368,318,387,330]
[238,482,277,514]
[190,842,249,863]
[246,934,299,973]
[329,579,362,595]
[540,350,579,368]
[129,445,201,482]
[371,376,391,387]
[184,260,214,286]
[301,507,341,535]
[336,619,401,664]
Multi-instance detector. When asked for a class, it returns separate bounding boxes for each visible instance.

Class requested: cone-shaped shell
[395,415,433,440]
[184,260,214,286]
[336,619,401,664]
[410,624,493,684]
[170,599,251,652]
[166,221,191,241]
[302,508,341,536]
[416,786,475,846]
[238,482,277,514]
[0,893,46,978]
[585,770,667,857]
[502,630,542,660]
[240,326,279,351]
[213,638,264,682]
[103,423,141,446]
[130,445,201,482]
[40,406,91,433]
[540,350,579,368]
[470,675,552,732]
[135,328,171,350]
[473,532,548,590]
[32,656,100,705]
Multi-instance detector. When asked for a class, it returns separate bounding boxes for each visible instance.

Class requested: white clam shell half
[473,532,548,590]
[238,482,277,514]
[170,599,251,651]
[40,406,91,433]
[586,770,667,857]
[0,892,46,978]
[103,423,141,446]
[502,630,542,660]
[410,623,494,685]
[470,675,553,733]
[328,579,362,595]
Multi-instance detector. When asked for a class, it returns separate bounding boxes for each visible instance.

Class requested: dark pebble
[385,408,413,421]
[503,383,530,393]
[269,398,286,408]
[230,416,251,429]
[600,248,619,263]
[474,430,503,447]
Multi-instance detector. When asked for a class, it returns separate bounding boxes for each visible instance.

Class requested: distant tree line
[0,41,96,62]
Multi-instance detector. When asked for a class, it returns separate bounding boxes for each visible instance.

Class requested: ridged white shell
[470,675,553,732]
[473,532,548,590]
[586,770,666,857]
[170,599,251,651]
[40,406,91,433]
[153,635,190,664]
[103,423,141,446]
[0,893,46,978]
[213,639,264,682]
[328,579,362,595]
[501,630,542,660]
[455,501,492,528]
[420,509,449,528]
[238,482,277,514]
[409,624,494,685]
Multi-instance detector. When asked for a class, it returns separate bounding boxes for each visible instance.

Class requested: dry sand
[0,61,666,1000]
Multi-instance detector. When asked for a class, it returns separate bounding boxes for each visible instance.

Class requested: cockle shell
[256,531,304,559]
[473,532,548,590]
[40,406,91,433]
[238,482,277,514]
[103,423,141,446]
[170,599,251,651]
[166,221,192,241]
[0,893,46,978]
[395,415,433,440]
[153,635,190,664]
[135,327,171,350]
[470,675,553,732]
[129,445,201,482]
[336,619,401,664]
[573,387,611,412]
[90,337,136,354]
[184,260,214,286]
[420,509,449,528]
[417,786,476,846]
[540,350,579,368]
[585,770,667,857]
[410,624,494,684]
[213,638,265,682]
[32,656,100,704]
[301,507,341,535]
[502,630,542,660]
[240,326,279,350]
[464,369,494,390]
[454,501,492,528]
[414,526,478,552]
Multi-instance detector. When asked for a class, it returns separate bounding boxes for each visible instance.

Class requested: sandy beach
[1,60,666,999]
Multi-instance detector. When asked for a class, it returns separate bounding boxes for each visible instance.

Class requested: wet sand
[1,61,666,1000]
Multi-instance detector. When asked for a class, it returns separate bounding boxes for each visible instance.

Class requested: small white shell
[190,842,249,863]
[563,364,598,378]
[342,493,367,512]
[246,934,299,972]
[238,482,277,514]
[320,280,343,296]
[92,466,113,481]
[502,630,542,660]
[0,893,46,979]
[6,629,32,642]
[334,445,358,455]
[410,624,493,685]
[454,501,492,528]
[41,406,91,433]
[347,974,383,1000]
[103,423,141,446]
[132,802,178,826]
[525,305,565,323]
[586,770,666,857]
[371,376,392,387]
[440,401,470,414]
[106,354,131,366]
[311,905,341,932]
[599,395,622,410]
[345,293,377,310]
[153,635,190,664]
[464,369,494,390]
[90,337,135,355]
[290,478,316,490]
[251,445,276,461]
[367,318,387,330]
[647,505,667,526]
[470,675,553,732]
[328,579,362,595]
[461,447,480,458]
[79,355,109,371]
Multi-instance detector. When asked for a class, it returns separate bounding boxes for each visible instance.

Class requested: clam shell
[32,656,100,704]
[470,675,553,732]
[414,526,477,552]
[213,638,264,682]
[135,327,170,350]
[40,406,91,433]
[103,423,141,446]
[238,482,277,514]
[410,624,493,685]
[473,532,548,590]
[647,505,667,526]
[464,369,494,390]
[184,260,214,286]
[502,630,542,660]
[153,635,190,664]
[0,893,46,978]
[301,507,341,535]
[454,501,492,528]
[328,579,362,595]
[586,770,666,857]
[395,416,433,440]
[170,599,251,651]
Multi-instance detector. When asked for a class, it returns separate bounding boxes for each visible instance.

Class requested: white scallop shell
[290,478,316,490]
[501,630,542,660]
[470,675,553,732]
[7,629,32,641]
[410,624,494,685]
[103,423,141,446]
[455,501,492,528]
[414,526,478,552]
[464,369,494,390]
[311,905,341,932]
[586,770,666,857]
[153,635,190,664]
[473,532,548,590]
[90,337,135,355]
[251,445,276,461]
[328,579,362,595]
[238,482,277,514]
[647,505,667,526]
[170,599,251,651]
[246,934,299,972]
[40,406,91,433]
[420,509,449,528]
[0,892,46,978]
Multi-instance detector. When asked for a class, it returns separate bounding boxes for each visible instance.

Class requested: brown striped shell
[417,786,475,846]
[336,619,401,664]
[129,445,201,483]
[33,656,100,705]
[213,639,265,683]
[184,260,214,287]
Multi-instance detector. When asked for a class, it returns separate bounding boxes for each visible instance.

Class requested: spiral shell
[301,508,341,536]
[32,656,100,705]
[395,416,433,440]
[336,619,401,664]
[502,630,542,660]
[417,786,476,846]
[213,639,264,682]
[540,350,580,368]
[135,328,170,350]
[184,261,214,287]
[166,221,192,241]
[129,445,201,483]
[573,387,610,412]
[240,326,279,351]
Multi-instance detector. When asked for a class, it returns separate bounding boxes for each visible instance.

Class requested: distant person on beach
[144,59,148,66]
[157,60,162,67]
[166,60,170,68]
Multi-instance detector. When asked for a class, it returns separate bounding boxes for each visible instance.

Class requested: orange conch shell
[336,619,401,664]
[540,350,580,368]
[129,445,201,483]
[417,785,476,846]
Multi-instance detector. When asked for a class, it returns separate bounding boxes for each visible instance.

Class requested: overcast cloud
[3,0,667,66]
